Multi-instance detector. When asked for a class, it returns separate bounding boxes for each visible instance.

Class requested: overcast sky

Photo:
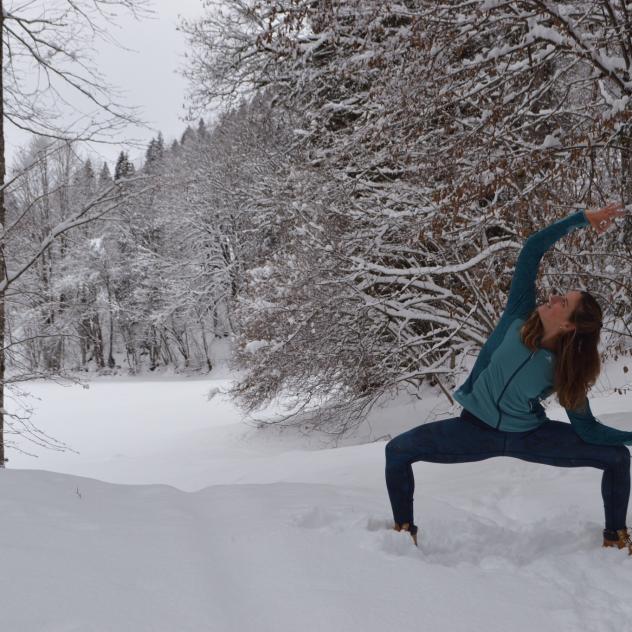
[5,0,206,169]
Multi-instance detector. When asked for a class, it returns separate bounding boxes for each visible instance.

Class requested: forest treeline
[8,1,632,431]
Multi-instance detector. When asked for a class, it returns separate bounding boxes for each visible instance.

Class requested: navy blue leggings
[385,408,631,531]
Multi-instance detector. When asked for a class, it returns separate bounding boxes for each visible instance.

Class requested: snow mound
[2,468,632,632]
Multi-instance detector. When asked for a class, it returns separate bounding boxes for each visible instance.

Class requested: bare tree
[183,1,632,434]
[0,0,150,465]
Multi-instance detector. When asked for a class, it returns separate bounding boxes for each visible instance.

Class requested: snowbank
[3,365,632,631]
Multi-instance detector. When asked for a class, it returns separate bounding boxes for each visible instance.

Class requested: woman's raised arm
[499,202,624,323]
[499,209,588,323]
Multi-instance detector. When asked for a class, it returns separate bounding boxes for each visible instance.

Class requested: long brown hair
[520,291,603,410]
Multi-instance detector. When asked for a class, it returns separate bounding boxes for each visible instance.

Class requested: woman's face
[537,290,583,331]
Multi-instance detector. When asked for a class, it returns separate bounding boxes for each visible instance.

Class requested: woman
[385,203,632,552]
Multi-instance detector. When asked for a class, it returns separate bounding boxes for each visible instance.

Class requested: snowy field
[3,359,632,632]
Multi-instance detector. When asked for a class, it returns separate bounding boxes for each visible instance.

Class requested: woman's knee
[601,445,631,470]
[612,446,631,469]
[385,436,402,461]
[385,431,415,462]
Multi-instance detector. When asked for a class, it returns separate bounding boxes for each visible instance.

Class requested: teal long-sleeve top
[453,209,632,446]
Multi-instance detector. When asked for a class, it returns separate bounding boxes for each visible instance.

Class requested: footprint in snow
[292,506,340,529]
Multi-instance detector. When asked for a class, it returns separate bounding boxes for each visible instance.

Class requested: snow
[3,361,632,631]
[597,80,630,119]
[244,339,271,354]
[542,134,562,149]
[89,236,104,253]
[527,22,567,47]
[481,0,505,10]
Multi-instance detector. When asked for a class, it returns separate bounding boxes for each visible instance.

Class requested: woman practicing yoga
[385,203,632,552]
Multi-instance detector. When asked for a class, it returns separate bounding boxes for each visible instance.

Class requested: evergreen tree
[83,159,95,186]
[144,134,166,173]
[114,151,135,180]
[180,126,195,146]
[99,161,113,187]
[197,118,209,141]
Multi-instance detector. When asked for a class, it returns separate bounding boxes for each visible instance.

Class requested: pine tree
[197,118,209,141]
[180,126,195,146]
[114,151,135,180]
[144,134,165,172]
[99,161,113,187]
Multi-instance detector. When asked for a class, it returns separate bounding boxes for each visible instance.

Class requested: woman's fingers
[604,202,625,217]
[585,202,625,234]
[604,201,622,210]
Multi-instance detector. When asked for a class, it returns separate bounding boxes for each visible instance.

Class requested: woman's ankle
[604,527,627,540]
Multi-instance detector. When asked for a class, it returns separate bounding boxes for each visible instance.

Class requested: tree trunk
[91,314,105,369]
[199,319,213,373]
[621,128,632,207]
[104,279,116,368]
[0,1,6,467]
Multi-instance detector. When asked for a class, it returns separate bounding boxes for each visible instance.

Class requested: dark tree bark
[0,1,6,466]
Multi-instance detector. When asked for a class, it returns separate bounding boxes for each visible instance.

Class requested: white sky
[5,0,206,170]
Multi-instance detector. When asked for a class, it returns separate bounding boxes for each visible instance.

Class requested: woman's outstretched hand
[585,202,627,235]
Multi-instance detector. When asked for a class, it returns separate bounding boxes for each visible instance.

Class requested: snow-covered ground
[3,359,632,632]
